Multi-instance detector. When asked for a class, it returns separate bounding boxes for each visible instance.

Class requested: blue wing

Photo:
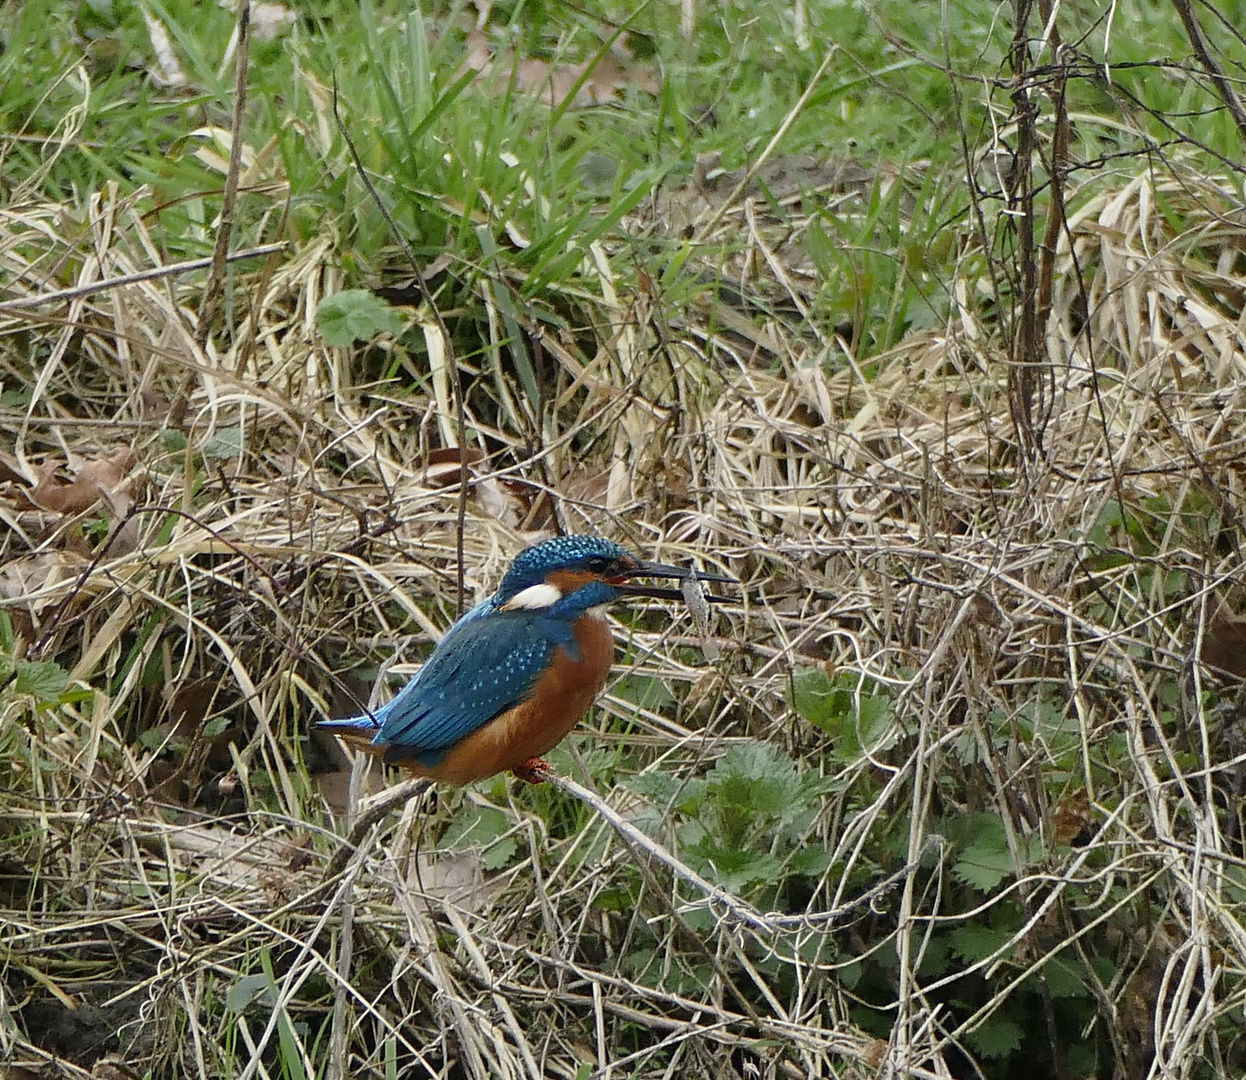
[324,602,581,767]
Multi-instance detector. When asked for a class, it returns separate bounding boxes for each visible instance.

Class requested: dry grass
[4,82,1246,1080]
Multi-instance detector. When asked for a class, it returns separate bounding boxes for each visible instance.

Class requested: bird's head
[495,535,734,613]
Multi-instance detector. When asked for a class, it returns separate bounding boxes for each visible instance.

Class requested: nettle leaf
[966,1017,1023,1059]
[1090,954,1117,986]
[832,699,897,765]
[949,923,1012,963]
[1036,955,1089,999]
[791,667,895,756]
[443,805,520,870]
[712,770,792,819]
[317,289,406,346]
[15,660,69,701]
[675,818,708,848]
[481,837,519,871]
[443,805,511,852]
[1030,698,1081,758]
[613,673,676,711]
[627,770,706,817]
[857,691,892,729]
[202,426,243,460]
[790,666,844,729]
[708,742,807,826]
[917,933,954,978]
[786,844,833,879]
[627,801,666,839]
[627,770,680,803]
[951,815,1039,893]
[717,740,797,782]
[953,837,1015,892]
[692,843,782,892]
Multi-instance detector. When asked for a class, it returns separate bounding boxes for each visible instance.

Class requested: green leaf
[839,960,863,990]
[1090,954,1117,986]
[791,667,895,763]
[160,428,189,452]
[138,727,167,751]
[786,844,833,879]
[591,886,635,913]
[952,816,1025,893]
[202,426,243,460]
[707,741,805,827]
[612,673,676,711]
[790,666,844,728]
[15,660,69,701]
[717,739,795,782]
[626,770,682,804]
[965,1017,1023,1059]
[481,837,518,871]
[953,839,1015,892]
[317,289,406,346]
[203,716,230,738]
[948,923,1011,963]
[443,804,518,868]
[226,973,272,1014]
[916,933,953,977]
[690,843,781,892]
[1031,955,1089,999]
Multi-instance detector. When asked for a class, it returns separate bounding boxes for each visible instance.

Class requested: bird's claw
[512,758,553,784]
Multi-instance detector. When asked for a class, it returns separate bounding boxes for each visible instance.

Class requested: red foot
[512,758,553,784]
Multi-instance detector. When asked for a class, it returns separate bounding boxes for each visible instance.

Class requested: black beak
[613,559,737,603]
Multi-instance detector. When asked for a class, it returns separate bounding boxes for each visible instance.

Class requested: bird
[317,534,734,785]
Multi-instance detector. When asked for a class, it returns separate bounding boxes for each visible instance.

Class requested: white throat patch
[503,582,563,611]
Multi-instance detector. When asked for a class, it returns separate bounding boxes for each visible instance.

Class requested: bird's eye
[585,556,611,574]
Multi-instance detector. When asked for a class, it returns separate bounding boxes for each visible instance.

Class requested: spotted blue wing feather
[339,604,581,767]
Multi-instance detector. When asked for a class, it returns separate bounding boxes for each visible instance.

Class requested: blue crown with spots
[496,535,630,599]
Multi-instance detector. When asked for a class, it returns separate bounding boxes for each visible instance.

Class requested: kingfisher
[317,534,734,784]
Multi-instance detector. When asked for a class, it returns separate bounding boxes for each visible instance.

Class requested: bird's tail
[316,713,382,746]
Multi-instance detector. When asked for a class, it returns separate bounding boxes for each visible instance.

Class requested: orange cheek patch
[545,568,602,593]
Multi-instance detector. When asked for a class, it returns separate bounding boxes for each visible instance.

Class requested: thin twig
[322,777,431,883]
[0,244,285,314]
[194,0,252,351]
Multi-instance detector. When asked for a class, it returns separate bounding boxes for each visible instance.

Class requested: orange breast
[409,613,615,785]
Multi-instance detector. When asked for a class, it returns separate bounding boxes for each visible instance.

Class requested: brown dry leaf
[406,850,499,913]
[1201,604,1246,683]
[1052,789,1093,845]
[461,28,494,74]
[475,473,522,526]
[0,551,87,616]
[558,464,611,506]
[462,31,658,107]
[312,767,387,814]
[138,822,314,892]
[0,455,26,486]
[422,445,522,525]
[26,447,135,516]
[424,445,486,486]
